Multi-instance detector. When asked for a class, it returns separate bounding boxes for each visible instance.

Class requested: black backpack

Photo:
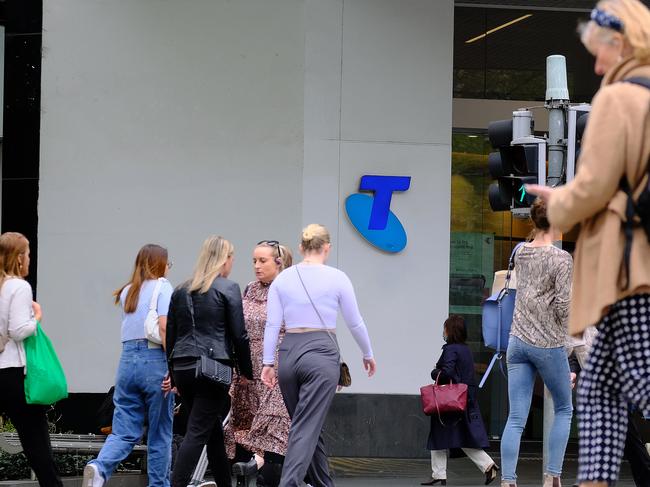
[619,77,650,288]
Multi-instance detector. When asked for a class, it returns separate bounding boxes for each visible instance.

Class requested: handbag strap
[431,383,463,428]
[186,290,202,359]
[294,266,342,361]
[432,388,447,427]
[502,242,525,292]
[149,278,164,311]
[434,371,453,385]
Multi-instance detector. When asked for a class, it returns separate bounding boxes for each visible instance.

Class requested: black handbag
[199,355,232,387]
[187,292,233,387]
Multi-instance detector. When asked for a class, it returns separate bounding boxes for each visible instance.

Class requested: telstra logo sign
[345,175,411,253]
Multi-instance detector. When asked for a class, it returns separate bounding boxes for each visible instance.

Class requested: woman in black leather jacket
[166,235,254,487]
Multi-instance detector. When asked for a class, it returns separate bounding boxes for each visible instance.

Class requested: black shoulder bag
[187,290,233,387]
[619,77,650,289]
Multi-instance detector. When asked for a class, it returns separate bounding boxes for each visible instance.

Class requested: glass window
[449,132,534,437]
[454,7,601,102]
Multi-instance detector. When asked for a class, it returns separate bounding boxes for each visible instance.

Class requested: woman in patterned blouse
[499,199,574,487]
[228,240,293,486]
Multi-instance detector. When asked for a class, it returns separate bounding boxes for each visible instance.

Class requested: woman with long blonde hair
[0,232,63,487]
[528,0,650,485]
[166,236,253,487]
[83,244,174,487]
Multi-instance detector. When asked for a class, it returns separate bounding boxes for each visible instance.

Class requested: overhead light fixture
[465,14,533,44]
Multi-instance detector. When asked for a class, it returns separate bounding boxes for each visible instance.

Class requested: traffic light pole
[543,55,570,476]
[545,55,570,187]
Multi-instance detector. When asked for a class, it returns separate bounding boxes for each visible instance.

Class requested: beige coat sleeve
[547,86,627,233]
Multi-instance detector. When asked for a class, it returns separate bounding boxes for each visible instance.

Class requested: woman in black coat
[422,315,499,486]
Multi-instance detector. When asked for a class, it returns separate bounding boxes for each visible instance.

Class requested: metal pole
[545,55,569,187]
[543,54,570,476]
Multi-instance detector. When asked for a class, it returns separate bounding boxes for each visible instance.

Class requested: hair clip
[590,8,624,33]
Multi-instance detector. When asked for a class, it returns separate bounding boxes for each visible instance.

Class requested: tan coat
[548,57,650,335]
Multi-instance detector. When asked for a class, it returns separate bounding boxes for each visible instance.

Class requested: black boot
[256,462,282,487]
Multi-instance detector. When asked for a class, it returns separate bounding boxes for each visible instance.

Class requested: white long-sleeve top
[262,264,374,365]
[0,278,37,370]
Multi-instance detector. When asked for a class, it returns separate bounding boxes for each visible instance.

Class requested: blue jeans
[501,336,573,481]
[90,340,173,487]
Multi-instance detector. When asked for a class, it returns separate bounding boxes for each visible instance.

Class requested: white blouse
[0,278,37,371]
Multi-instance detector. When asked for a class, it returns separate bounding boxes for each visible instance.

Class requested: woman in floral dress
[227,241,293,486]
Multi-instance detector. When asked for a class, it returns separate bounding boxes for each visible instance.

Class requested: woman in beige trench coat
[527,1,650,486]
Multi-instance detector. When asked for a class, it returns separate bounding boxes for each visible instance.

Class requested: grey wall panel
[303,0,454,396]
[38,0,304,392]
[38,0,454,398]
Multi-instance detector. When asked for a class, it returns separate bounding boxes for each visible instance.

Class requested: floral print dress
[225,280,291,457]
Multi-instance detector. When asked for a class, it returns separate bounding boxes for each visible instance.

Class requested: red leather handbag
[420,373,468,425]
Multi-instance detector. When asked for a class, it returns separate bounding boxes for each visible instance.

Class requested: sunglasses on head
[257,240,282,258]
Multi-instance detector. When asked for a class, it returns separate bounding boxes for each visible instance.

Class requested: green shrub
[0,415,143,480]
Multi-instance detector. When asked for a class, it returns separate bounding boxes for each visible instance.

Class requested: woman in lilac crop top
[261,224,376,487]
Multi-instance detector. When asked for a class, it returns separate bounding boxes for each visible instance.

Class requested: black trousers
[0,367,62,487]
[170,366,230,487]
[625,410,650,487]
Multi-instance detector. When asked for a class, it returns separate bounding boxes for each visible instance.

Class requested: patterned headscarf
[590,8,625,32]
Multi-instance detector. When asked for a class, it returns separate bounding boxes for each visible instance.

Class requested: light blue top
[120,278,173,342]
[263,264,373,364]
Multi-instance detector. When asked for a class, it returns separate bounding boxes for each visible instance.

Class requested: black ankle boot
[257,463,282,487]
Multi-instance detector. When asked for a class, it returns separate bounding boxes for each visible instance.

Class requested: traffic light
[487,119,546,212]
[566,104,590,182]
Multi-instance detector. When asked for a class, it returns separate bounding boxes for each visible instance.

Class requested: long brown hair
[114,244,168,313]
[528,197,551,240]
[0,232,29,291]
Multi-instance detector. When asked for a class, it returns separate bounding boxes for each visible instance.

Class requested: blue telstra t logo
[345,175,411,253]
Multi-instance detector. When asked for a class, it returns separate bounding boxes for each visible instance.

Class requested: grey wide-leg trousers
[277,331,340,487]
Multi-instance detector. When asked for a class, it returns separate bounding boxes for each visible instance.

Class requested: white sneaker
[196,482,216,487]
[82,464,104,487]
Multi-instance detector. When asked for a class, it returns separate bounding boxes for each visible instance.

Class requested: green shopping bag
[23,322,68,405]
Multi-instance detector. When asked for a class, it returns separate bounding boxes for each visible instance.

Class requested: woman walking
[528,1,650,485]
[499,199,573,487]
[0,232,63,487]
[261,224,377,487]
[166,236,253,487]
[83,244,174,487]
[423,315,498,486]
[229,241,294,486]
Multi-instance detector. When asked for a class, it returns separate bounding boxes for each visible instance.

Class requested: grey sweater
[511,245,573,348]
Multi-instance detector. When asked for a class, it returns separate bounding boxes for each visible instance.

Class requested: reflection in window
[454,7,600,102]
[449,133,549,439]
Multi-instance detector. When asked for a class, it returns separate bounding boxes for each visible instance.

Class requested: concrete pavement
[329,457,636,487]
[0,458,638,487]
